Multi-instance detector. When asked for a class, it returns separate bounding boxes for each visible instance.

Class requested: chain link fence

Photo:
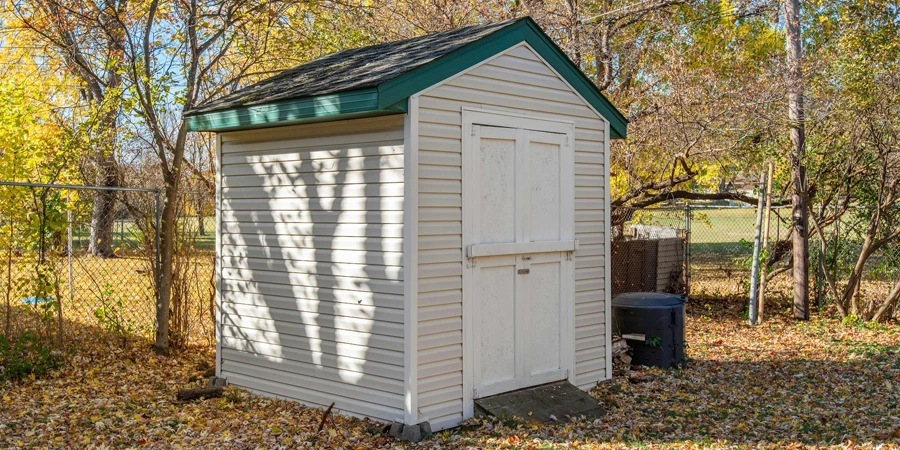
[0,182,214,347]
[613,203,900,318]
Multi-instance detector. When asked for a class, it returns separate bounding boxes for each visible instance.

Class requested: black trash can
[612,292,685,368]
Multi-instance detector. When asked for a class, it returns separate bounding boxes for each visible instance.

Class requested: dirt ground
[2,298,899,449]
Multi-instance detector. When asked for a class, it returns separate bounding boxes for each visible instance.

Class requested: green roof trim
[187,17,626,138]
[185,88,402,132]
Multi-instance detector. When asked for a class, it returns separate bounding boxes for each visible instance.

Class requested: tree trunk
[89,155,118,257]
[785,0,809,320]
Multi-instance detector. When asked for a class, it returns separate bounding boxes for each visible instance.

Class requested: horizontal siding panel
[419,386,463,410]
[419,235,462,250]
[418,303,462,322]
[418,207,461,222]
[575,323,606,341]
[418,276,462,293]
[419,164,461,180]
[426,85,600,122]
[222,210,404,224]
[420,193,462,208]
[223,291,403,323]
[419,136,460,153]
[576,346,606,364]
[575,289,605,306]
[418,221,462,236]
[418,344,462,366]
[419,122,461,139]
[223,257,402,281]
[221,337,404,383]
[470,62,569,91]
[419,96,605,136]
[418,399,464,423]
[221,282,403,310]
[219,314,403,352]
[222,141,402,166]
[222,302,404,338]
[575,232,605,246]
[221,325,403,366]
[576,312,605,329]
[222,350,404,402]
[420,150,462,167]
[575,151,604,165]
[419,178,461,194]
[222,222,404,239]
[222,183,405,199]
[221,246,403,267]
[418,249,461,265]
[486,53,558,77]
[575,186,606,199]
[223,168,404,187]
[224,372,403,423]
[418,290,461,309]
[221,131,403,156]
[223,358,403,415]
[575,369,607,390]
[447,74,585,106]
[575,358,607,377]
[418,317,462,336]
[418,330,461,351]
[223,235,403,253]
[576,301,605,317]
[221,268,403,295]
[576,267,604,281]
[418,358,463,379]
[418,372,462,394]
[418,262,463,279]
[222,154,403,176]
[223,196,404,211]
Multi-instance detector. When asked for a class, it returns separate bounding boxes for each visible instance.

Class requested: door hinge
[470,126,477,137]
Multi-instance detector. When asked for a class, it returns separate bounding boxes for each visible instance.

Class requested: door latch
[517,268,530,275]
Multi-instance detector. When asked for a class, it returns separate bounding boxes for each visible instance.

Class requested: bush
[0,332,64,381]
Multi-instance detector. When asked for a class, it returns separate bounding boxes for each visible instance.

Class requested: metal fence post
[154,190,162,333]
[684,203,691,297]
[65,193,73,339]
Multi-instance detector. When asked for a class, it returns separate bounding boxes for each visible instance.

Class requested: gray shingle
[186,18,521,115]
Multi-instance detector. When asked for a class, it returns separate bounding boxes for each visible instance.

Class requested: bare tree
[784,0,808,319]
[13,0,125,258]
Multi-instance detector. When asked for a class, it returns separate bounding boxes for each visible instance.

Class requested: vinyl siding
[415,44,609,430]
[218,115,406,422]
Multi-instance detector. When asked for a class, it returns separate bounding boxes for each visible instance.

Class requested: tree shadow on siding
[219,123,404,421]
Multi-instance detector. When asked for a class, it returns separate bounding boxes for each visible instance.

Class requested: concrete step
[474,381,606,423]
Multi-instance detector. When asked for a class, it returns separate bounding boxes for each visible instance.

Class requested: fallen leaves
[1,299,899,449]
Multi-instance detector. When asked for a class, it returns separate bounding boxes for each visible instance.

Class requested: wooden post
[758,161,774,321]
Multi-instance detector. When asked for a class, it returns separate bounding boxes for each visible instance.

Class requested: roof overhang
[186,18,627,138]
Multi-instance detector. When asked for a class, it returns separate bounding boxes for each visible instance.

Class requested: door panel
[466,118,575,400]
[477,128,518,244]
[475,256,519,396]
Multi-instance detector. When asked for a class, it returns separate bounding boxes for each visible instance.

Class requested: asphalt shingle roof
[187,18,521,116]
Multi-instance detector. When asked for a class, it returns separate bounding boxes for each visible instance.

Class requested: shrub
[0,331,64,381]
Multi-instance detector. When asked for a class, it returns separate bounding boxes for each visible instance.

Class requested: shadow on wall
[218,126,405,420]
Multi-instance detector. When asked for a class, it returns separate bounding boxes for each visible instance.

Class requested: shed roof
[185,17,628,138]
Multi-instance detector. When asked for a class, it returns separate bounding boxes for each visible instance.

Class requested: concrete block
[388,421,403,438]
[400,424,421,442]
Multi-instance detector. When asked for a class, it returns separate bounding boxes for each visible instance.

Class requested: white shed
[185,16,627,433]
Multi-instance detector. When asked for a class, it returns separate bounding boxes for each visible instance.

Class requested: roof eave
[185,88,407,132]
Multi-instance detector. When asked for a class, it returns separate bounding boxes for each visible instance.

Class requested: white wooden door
[462,110,576,401]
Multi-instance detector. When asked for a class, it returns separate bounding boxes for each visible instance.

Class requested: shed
[185,16,627,432]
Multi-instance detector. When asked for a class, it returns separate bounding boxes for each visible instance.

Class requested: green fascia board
[186,88,400,132]
[377,17,628,139]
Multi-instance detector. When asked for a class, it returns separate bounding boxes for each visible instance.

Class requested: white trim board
[402,97,420,425]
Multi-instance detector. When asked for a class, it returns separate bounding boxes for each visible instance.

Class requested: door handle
[517,268,530,275]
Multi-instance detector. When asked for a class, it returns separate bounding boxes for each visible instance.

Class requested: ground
[2,299,899,449]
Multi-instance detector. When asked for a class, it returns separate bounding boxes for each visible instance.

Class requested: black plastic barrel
[612,292,685,368]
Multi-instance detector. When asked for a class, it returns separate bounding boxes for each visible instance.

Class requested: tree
[784,0,808,320]
[11,0,126,258]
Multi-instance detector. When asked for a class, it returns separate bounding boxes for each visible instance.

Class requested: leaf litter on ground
[2,298,899,449]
